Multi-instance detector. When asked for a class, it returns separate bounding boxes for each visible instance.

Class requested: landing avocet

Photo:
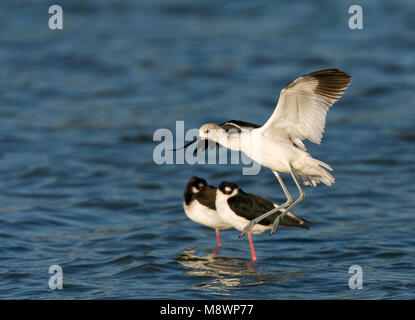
[181,69,351,237]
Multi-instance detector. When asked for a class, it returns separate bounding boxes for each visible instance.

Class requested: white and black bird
[179,69,351,237]
[183,176,232,249]
[216,181,310,261]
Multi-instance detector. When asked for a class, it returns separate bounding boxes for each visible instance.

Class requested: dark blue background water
[0,0,414,299]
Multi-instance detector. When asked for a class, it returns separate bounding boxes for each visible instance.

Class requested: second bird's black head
[218,181,239,196]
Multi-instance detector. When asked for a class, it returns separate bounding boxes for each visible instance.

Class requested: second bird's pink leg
[248,232,257,262]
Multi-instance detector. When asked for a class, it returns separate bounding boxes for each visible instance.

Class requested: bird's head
[184,176,208,205]
[218,181,239,198]
[186,176,207,195]
[172,123,224,152]
[199,123,224,140]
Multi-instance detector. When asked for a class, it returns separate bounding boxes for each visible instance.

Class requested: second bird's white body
[214,188,269,234]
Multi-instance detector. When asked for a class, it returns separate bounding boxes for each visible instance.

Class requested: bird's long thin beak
[171,137,201,151]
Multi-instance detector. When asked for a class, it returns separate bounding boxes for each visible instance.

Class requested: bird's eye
[206,129,209,134]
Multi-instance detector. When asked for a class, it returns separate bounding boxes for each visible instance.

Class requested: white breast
[241,129,308,173]
[183,200,232,230]
[215,191,270,234]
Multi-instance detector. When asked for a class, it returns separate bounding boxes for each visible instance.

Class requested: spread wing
[261,69,351,150]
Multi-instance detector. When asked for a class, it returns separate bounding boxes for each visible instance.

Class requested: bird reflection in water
[176,248,303,295]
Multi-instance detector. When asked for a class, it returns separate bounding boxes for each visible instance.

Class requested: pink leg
[215,228,222,249]
[247,261,256,273]
[248,232,257,262]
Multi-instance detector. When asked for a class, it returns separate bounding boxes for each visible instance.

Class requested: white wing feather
[261,69,351,150]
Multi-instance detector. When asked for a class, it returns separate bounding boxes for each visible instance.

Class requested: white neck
[216,132,243,152]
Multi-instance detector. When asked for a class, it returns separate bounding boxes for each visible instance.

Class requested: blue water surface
[0,0,414,299]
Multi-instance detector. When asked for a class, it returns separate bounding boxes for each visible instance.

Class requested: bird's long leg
[248,232,257,262]
[273,171,293,204]
[239,171,293,238]
[215,228,222,249]
[270,170,306,235]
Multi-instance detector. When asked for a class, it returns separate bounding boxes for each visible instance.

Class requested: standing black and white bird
[216,181,310,261]
[179,69,351,237]
[183,176,232,249]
